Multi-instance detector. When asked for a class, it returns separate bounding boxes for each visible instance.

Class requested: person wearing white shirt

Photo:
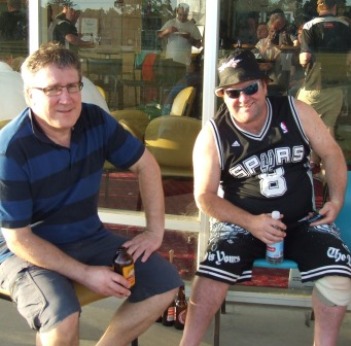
[158,3,202,67]
[0,61,27,120]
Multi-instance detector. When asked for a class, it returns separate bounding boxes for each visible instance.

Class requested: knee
[314,276,351,307]
[39,312,80,346]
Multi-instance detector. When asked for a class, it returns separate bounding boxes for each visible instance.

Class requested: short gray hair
[21,42,81,89]
[177,3,190,12]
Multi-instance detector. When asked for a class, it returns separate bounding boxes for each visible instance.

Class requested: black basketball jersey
[210,96,314,225]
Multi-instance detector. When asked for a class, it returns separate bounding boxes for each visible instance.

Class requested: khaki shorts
[0,230,183,332]
[297,86,343,130]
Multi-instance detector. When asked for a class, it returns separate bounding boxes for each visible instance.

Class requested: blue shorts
[197,219,351,284]
[0,229,182,332]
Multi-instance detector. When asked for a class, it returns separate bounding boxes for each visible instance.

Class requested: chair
[95,85,107,101]
[144,115,201,177]
[0,284,138,345]
[169,86,196,117]
[213,171,351,346]
[86,58,123,109]
[110,109,150,142]
[121,52,159,107]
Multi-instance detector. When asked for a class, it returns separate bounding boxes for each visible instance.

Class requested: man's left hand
[122,231,163,263]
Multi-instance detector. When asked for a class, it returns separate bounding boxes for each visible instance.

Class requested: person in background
[256,22,268,41]
[236,11,259,46]
[158,3,202,67]
[267,10,299,94]
[0,0,27,41]
[81,76,110,113]
[297,0,351,173]
[0,61,27,120]
[0,42,182,346]
[161,52,202,116]
[179,49,351,346]
[53,3,94,52]
[268,9,298,47]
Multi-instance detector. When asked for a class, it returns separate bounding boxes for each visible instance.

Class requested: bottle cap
[271,210,280,220]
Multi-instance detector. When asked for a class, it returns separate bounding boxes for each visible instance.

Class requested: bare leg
[96,288,177,346]
[312,290,346,346]
[180,276,229,346]
[37,312,80,346]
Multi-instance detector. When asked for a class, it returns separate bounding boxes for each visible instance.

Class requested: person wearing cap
[297,0,351,173]
[157,3,202,67]
[53,4,94,52]
[180,49,351,346]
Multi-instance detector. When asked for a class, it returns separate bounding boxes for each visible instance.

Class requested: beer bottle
[113,247,135,287]
[174,285,187,330]
[162,249,176,326]
[162,299,175,326]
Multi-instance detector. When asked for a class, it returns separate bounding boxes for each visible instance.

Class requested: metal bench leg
[214,309,221,346]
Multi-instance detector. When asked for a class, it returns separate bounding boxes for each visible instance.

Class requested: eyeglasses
[224,82,259,99]
[32,82,83,97]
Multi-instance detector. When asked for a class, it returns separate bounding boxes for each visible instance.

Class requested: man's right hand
[82,265,132,298]
[248,213,286,245]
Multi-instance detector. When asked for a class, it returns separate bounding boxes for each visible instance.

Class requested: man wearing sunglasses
[180,49,351,346]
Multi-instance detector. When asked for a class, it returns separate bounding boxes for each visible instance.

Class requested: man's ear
[24,87,32,105]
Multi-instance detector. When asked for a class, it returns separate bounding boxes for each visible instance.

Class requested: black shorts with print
[196,219,351,285]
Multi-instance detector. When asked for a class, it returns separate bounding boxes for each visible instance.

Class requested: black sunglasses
[224,81,259,99]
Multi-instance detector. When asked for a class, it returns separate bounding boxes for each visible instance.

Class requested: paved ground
[1,293,351,346]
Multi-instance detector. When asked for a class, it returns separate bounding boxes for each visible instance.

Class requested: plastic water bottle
[266,211,284,264]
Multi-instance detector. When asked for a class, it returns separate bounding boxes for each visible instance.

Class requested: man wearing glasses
[180,49,351,346]
[0,42,182,346]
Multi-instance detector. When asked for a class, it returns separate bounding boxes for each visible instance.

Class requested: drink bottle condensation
[113,247,135,287]
[265,211,284,264]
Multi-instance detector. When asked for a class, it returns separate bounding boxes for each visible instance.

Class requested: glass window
[35,1,205,217]
[0,0,28,70]
[219,0,351,167]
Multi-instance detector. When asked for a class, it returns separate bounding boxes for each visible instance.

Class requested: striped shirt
[0,103,144,263]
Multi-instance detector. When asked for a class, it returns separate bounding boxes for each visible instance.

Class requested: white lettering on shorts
[207,251,240,265]
[327,247,351,266]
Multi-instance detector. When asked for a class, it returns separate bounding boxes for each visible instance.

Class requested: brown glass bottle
[162,299,175,326]
[162,249,175,326]
[174,285,187,330]
[113,247,135,287]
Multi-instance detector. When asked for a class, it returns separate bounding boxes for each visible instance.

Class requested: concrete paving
[1,292,351,346]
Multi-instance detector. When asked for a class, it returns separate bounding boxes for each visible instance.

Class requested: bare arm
[157,26,178,39]
[123,149,165,262]
[65,33,94,48]
[294,99,347,222]
[1,226,132,298]
[299,51,311,68]
[193,123,286,244]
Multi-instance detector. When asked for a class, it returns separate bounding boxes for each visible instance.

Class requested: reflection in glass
[0,0,28,71]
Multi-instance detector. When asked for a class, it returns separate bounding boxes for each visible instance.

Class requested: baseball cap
[215,50,268,96]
